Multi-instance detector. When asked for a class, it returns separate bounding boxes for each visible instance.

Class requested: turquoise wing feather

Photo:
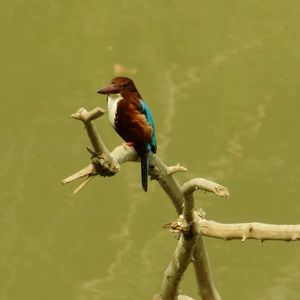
[139,99,157,153]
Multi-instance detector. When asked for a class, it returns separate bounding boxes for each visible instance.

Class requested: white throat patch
[107,93,122,127]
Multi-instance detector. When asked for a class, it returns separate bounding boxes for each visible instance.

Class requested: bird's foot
[124,141,134,148]
[86,148,119,177]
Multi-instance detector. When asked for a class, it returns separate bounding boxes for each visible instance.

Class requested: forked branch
[157,178,228,300]
[63,106,300,300]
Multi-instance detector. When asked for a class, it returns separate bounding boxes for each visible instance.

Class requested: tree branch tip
[182,178,230,198]
[71,106,106,122]
[71,107,87,119]
[61,164,95,184]
[216,186,230,198]
[167,164,188,175]
[73,175,93,194]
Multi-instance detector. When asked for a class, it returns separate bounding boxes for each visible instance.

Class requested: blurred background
[1,1,300,299]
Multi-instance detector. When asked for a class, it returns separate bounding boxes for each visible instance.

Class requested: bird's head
[97,77,138,95]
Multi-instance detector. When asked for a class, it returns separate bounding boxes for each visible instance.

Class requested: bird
[97,77,157,192]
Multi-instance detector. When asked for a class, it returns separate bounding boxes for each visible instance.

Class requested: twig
[167,164,188,175]
[181,178,229,199]
[62,145,138,186]
[150,155,185,214]
[62,164,94,184]
[62,107,121,192]
[73,175,93,194]
[71,107,108,154]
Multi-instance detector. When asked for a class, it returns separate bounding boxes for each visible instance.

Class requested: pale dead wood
[198,219,300,242]
[63,106,300,300]
[167,164,188,175]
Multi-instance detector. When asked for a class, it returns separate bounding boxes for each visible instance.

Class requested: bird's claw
[124,142,134,148]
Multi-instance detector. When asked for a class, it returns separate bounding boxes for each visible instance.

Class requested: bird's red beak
[97,84,120,95]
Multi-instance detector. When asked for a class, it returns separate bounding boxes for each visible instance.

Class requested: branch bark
[62,107,122,192]
[62,106,300,300]
[149,159,224,299]
[180,179,227,300]
[63,106,224,299]
[158,181,201,300]
[158,233,198,300]
[197,219,300,242]
[71,107,109,154]
[158,179,228,300]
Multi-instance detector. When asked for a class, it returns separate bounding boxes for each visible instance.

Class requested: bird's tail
[141,151,150,192]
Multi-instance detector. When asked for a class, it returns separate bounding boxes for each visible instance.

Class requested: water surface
[1,1,300,299]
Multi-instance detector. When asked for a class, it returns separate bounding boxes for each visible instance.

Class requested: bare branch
[181,178,224,300]
[62,107,121,192]
[63,105,300,300]
[167,164,188,175]
[145,156,224,299]
[149,155,185,215]
[61,145,138,186]
[63,107,227,299]
[197,219,300,242]
[158,170,201,300]
[62,164,94,184]
[71,107,119,177]
[110,144,139,164]
[182,178,229,198]
[73,175,93,194]
[158,176,226,300]
[159,232,198,300]
[71,107,109,155]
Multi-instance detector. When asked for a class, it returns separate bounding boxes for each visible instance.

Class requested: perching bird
[97,77,157,192]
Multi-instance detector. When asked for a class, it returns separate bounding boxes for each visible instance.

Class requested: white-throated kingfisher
[97,77,157,192]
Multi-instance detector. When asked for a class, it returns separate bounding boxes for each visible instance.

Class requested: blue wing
[139,99,157,153]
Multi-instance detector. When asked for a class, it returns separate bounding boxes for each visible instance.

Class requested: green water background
[1,1,300,299]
